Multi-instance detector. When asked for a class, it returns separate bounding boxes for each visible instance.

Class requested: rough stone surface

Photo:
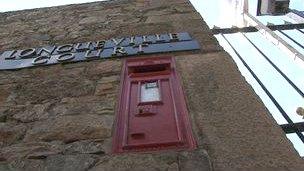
[0,141,63,161]
[0,162,11,171]
[8,159,46,171]
[45,154,98,171]
[178,149,212,171]
[63,139,111,155]
[89,152,179,171]
[11,103,52,123]
[0,123,26,147]
[0,0,302,170]
[24,114,113,143]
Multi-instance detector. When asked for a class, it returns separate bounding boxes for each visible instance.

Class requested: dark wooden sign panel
[0,32,200,70]
[112,56,196,153]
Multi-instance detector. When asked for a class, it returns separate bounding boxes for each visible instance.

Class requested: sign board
[0,32,200,70]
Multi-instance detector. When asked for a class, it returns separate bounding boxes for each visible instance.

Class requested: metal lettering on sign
[0,32,200,70]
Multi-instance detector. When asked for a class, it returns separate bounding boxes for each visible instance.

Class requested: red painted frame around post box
[112,56,197,153]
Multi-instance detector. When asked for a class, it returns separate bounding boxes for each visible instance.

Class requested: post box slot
[131,133,145,139]
[135,112,156,117]
[130,64,169,73]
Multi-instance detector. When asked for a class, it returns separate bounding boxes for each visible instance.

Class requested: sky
[0,0,303,156]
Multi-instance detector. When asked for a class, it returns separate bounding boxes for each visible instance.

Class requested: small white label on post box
[141,82,160,102]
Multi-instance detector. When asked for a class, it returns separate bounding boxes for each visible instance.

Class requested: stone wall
[0,0,303,170]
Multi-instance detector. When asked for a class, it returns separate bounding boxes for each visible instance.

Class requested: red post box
[112,56,196,153]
